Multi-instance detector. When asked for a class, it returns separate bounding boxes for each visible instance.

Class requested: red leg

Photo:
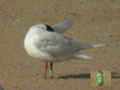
[44,62,48,79]
[49,62,54,79]
[50,62,53,70]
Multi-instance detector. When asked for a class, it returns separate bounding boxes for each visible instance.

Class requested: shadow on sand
[57,73,90,79]
[57,72,120,79]
[112,72,120,79]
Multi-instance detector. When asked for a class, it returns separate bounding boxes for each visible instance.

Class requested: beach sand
[0,0,120,90]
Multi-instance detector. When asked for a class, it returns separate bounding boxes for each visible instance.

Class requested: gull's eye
[46,24,55,32]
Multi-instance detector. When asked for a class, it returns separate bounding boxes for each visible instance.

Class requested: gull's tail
[73,43,105,60]
[92,43,105,48]
[74,53,92,60]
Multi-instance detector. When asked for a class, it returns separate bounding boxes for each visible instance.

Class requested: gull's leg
[49,62,54,79]
[44,62,48,79]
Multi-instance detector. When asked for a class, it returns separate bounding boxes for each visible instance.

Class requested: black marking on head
[46,24,55,32]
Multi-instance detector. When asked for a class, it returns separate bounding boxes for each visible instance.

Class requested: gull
[24,20,104,79]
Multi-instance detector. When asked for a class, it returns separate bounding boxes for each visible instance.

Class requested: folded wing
[52,20,73,33]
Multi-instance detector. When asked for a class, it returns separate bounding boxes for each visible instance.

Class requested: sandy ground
[0,0,120,90]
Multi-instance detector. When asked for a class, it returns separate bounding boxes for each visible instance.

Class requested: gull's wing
[52,20,73,33]
[71,39,104,50]
[35,32,104,59]
[34,32,74,58]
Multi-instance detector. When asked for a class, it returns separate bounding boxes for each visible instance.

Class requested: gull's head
[29,24,55,32]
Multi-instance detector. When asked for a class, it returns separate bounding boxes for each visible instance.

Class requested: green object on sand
[49,70,54,77]
[96,72,103,85]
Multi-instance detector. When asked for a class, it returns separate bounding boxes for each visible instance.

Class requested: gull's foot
[49,70,54,79]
